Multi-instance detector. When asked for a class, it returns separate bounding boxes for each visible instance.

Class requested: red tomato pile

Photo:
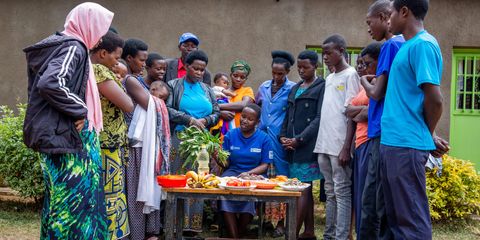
[226,179,251,187]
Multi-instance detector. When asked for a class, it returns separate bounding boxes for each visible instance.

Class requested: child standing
[314,34,360,240]
[380,0,448,239]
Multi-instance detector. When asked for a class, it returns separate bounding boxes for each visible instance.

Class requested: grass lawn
[0,200,479,239]
[0,201,40,239]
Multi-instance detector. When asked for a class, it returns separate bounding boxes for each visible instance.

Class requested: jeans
[380,145,432,240]
[318,153,352,240]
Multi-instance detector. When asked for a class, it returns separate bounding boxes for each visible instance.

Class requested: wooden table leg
[165,193,176,240]
[286,198,297,240]
[176,198,185,240]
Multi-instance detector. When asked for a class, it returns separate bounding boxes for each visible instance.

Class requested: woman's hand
[280,137,290,147]
[238,172,250,178]
[75,119,85,132]
[220,110,235,121]
[280,137,297,150]
[189,118,206,129]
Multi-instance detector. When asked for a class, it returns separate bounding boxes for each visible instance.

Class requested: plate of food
[278,179,310,191]
[238,173,266,181]
[253,180,278,189]
[219,179,256,191]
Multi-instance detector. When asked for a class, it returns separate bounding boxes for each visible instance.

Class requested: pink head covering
[62,2,114,132]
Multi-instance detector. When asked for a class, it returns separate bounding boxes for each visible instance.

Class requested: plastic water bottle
[197,145,210,176]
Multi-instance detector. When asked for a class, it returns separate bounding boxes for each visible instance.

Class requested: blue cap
[179,32,200,46]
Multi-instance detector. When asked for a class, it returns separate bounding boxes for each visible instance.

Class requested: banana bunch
[186,171,221,189]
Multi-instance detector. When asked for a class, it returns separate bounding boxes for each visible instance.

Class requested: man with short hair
[165,32,211,85]
[380,0,449,239]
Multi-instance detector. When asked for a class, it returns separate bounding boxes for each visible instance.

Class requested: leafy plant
[177,126,229,172]
[426,155,480,221]
[0,104,44,203]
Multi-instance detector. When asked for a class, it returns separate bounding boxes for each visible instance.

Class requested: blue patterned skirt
[40,124,107,240]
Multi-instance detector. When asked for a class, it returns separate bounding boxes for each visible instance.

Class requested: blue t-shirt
[222,128,273,174]
[176,80,213,131]
[381,31,442,150]
[368,35,405,138]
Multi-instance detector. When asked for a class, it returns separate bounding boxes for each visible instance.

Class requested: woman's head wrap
[230,60,251,76]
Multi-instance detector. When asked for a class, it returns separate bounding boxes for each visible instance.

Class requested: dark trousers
[353,141,371,235]
[358,138,391,240]
[379,144,432,240]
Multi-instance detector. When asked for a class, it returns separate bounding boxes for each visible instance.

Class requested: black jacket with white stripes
[23,32,89,154]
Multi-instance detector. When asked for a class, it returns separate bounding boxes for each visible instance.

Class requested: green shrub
[0,104,44,202]
[427,155,480,221]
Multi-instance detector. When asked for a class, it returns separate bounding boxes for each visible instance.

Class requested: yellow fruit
[276,175,288,182]
[186,171,198,181]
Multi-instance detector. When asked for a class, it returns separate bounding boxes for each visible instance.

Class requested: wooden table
[162,187,302,240]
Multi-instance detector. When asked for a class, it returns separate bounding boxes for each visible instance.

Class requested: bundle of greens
[178,126,229,170]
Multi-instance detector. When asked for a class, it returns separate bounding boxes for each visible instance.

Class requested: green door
[450,49,480,169]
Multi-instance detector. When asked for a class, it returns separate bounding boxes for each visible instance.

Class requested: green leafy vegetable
[178,127,229,171]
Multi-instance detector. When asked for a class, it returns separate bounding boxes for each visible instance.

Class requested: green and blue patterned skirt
[40,125,107,240]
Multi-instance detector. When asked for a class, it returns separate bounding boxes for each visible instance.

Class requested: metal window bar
[474,56,478,110]
[457,57,464,110]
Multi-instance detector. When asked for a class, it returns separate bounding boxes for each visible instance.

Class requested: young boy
[359,1,405,239]
[146,53,168,83]
[314,34,360,240]
[381,0,448,239]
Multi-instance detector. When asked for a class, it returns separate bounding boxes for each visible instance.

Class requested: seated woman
[220,104,273,239]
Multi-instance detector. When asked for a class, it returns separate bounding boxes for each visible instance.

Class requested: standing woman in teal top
[279,50,326,239]
[166,50,220,234]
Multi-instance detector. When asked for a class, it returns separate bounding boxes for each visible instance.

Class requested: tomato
[227,180,239,186]
[242,181,251,187]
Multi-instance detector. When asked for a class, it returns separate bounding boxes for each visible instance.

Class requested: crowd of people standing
[23,0,449,239]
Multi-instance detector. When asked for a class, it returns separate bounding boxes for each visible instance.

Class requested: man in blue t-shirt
[359,1,404,239]
[380,0,449,239]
